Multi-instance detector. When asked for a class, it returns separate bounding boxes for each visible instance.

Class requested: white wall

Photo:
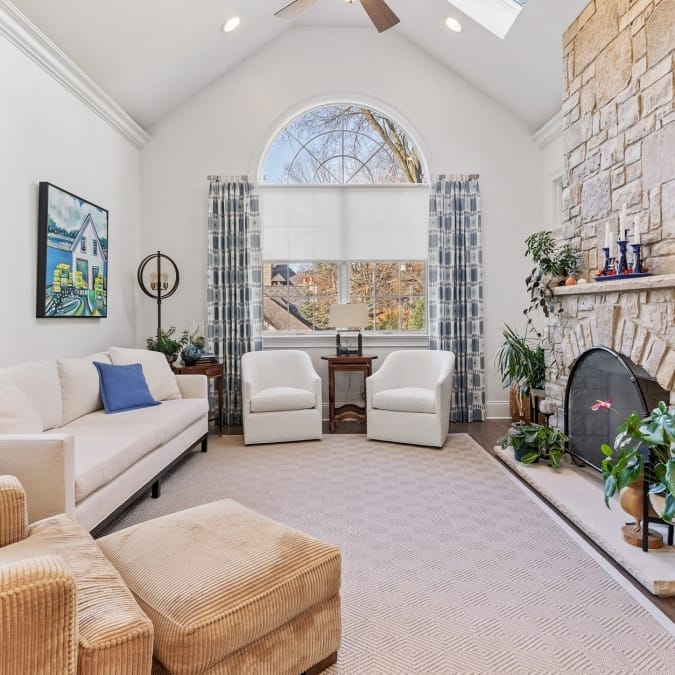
[0,34,142,365]
[141,27,546,418]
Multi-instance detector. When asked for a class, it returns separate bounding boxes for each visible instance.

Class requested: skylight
[447,0,527,40]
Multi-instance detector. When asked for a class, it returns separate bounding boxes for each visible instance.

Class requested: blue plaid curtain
[428,176,486,422]
[207,177,262,426]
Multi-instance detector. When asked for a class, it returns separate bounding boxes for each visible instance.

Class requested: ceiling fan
[275,0,400,33]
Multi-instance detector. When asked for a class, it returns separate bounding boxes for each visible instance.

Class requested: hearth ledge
[552,274,675,296]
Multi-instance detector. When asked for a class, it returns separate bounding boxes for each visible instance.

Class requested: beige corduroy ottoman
[97,500,341,675]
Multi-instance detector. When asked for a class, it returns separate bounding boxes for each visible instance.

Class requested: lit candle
[604,222,610,249]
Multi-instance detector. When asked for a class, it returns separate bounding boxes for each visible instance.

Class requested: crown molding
[532,110,563,148]
[0,0,150,149]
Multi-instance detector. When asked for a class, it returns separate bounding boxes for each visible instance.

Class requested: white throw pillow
[0,358,61,430]
[0,384,42,433]
[58,352,111,425]
[108,347,182,401]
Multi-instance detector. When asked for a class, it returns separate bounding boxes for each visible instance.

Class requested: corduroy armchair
[0,475,154,675]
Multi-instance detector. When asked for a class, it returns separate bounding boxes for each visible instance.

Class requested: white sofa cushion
[0,358,62,430]
[51,422,164,501]
[372,387,436,414]
[58,352,111,425]
[249,386,315,413]
[109,347,181,402]
[65,398,208,446]
[0,384,43,433]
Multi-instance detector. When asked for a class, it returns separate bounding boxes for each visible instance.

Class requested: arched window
[260,104,428,333]
[263,104,424,185]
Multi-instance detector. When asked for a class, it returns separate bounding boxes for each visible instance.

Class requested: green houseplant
[498,423,568,467]
[599,401,675,523]
[495,324,546,422]
[524,230,579,331]
[145,326,189,363]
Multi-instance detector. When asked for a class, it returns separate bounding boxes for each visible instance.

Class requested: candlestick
[617,239,628,274]
[631,244,643,274]
[601,247,611,274]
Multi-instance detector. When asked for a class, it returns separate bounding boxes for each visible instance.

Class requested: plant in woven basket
[495,324,545,422]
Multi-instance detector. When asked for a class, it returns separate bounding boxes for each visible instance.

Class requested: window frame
[260,102,430,343]
[262,260,428,337]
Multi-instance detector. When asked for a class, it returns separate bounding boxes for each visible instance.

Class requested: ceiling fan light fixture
[445,16,463,32]
[221,16,241,33]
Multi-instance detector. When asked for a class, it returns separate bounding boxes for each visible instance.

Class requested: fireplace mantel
[552,274,675,297]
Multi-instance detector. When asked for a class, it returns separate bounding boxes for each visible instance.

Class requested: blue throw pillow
[93,361,160,414]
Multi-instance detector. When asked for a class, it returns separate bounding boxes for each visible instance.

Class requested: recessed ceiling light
[221,16,241,33]
[445,16,462,32]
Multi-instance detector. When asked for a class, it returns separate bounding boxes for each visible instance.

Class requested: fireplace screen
[565,347,667,471]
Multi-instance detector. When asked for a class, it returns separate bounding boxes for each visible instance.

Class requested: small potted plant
[524,230,579,326]
[145,326,189,363]
[600,401,675,524]
[498,423,568,467]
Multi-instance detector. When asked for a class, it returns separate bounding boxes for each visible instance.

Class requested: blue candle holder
[631,243,643,274]
[617,240,628,274]
[602,247,611,274]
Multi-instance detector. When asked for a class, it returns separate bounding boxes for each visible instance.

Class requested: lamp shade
[328,303,369,329]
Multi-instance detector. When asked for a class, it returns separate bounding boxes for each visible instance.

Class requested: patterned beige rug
[102,434,675,674]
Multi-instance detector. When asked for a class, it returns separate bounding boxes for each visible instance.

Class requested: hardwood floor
[216,418,674,622]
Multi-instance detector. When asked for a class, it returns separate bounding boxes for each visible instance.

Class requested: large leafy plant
[600,401,675,523]
[145,326,189,360]
[495,324,545,395]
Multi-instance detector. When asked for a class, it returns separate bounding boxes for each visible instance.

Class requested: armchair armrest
[312,374,322,411]
[0,475,28,547]
[0,555,77,674]
[176,374,208,399]
[0,434,75,524]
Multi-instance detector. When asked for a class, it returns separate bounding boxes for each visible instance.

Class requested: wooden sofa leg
[151,479,161,499]
[302,652,337,675]
[201,436,208,453]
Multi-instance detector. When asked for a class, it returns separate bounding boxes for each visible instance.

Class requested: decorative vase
[618,478,663,549]
[514,445,538,463]
[181,342,202,366]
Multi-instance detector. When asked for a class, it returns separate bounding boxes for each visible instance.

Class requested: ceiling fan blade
[359,0,400,33]
[275,0,319,20]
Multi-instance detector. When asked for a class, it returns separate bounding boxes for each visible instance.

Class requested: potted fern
[145,326,189,363]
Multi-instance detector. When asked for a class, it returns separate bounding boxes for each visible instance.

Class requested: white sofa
[0,348,209,533]
[241,350,322,445]
[366,349,455,448]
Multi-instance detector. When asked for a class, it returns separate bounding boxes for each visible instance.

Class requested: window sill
[263,332,429,349]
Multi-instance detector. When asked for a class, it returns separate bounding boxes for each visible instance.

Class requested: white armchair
[366,350,455,448]
[241,350,322,445]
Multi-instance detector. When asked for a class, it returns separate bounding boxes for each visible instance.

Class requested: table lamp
[328,303,369,356]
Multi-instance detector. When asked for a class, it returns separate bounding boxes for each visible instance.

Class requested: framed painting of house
[36,182,108,318]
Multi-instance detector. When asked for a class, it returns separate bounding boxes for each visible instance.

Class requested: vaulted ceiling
[10,0,588,131]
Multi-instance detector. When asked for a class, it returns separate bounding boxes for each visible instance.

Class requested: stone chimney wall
[562,0,674,277]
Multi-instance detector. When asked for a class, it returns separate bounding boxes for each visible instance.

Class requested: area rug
[102,434,675,674]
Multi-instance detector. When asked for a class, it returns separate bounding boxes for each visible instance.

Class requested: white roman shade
[260,184,428,261]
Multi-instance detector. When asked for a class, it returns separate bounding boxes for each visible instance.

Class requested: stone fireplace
[549,0,674,425]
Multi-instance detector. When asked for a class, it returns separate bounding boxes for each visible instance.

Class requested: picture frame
[36,182,109,318]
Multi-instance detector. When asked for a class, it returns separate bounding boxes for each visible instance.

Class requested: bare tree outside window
[265,105,423,185]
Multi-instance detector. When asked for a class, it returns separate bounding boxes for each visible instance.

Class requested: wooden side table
[321,355,377,432]
[171,362,224,434]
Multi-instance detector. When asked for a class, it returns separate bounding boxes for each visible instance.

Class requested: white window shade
[261,185,428,261]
